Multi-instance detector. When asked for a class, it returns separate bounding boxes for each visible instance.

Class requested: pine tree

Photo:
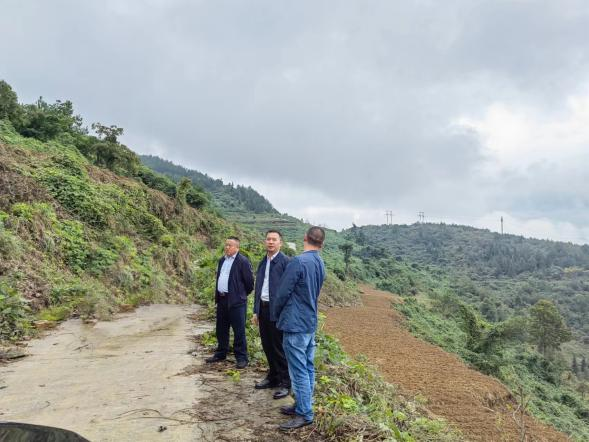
[572,355,579,374]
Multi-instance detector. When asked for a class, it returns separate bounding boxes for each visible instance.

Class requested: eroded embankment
[325,286,568,442]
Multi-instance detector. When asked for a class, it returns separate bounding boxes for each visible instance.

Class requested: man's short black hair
[266,229,283,239]
[306,226,325,247]
[227,236,240,244]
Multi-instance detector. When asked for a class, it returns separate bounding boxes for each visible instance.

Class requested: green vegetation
[5,78,588,440]
[0,81,235,341]
[346,223,589,335]
[2,80,451,441]
[141,155,275,214]
[397,296,589,440]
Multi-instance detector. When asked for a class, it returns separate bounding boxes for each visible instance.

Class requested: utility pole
[384,210,394,225]
[501,216,504,235]
[418,211,425,223]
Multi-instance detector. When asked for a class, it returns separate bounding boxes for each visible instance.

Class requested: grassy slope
[0,120,249,337]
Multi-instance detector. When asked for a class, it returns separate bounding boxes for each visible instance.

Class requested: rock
[0,348,28,360]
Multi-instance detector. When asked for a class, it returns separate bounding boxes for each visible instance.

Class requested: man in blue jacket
[251,230,291,399]
[273,226,326,430]
[206,236,254,369]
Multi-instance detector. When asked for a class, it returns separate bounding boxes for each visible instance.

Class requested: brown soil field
[324,286,569,442]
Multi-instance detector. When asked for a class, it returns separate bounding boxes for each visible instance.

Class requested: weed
[0,281,31,340]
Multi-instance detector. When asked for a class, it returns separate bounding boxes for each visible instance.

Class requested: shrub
[0,281,30,340]
[36,167,115,227]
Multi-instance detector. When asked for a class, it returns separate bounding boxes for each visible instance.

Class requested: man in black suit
[206,236,254,369]
[251,230,291,399]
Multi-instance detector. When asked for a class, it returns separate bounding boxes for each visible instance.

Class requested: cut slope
[325,286,568,442]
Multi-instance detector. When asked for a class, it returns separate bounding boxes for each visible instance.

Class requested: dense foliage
[346,223,589,335]
[141,154,276,214]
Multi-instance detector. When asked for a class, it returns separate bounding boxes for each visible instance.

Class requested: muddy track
[0,305,311,441]
[324,286,568,442]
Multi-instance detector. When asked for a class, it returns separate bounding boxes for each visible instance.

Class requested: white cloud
[2,1,589,244]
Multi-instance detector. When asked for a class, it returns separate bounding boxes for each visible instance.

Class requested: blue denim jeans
[283,332,316,422]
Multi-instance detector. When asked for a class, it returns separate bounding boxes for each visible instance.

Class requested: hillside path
[0,304,304,441]
[324,286,568,442]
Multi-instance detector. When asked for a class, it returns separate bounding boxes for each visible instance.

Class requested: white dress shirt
[260,252,278,302]
[217,253,236,293]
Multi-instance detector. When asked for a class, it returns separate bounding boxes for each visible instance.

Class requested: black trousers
[259,301,290,387]
[215,297,248,362]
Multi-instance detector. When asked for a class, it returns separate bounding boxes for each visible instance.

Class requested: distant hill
[345,223,589,335]
[140,155,277,215]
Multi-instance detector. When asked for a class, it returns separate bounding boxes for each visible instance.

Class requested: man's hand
[251,314,259,326]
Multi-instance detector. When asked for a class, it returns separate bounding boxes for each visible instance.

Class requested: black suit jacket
[215,252,254,306]
[253,251,290,321]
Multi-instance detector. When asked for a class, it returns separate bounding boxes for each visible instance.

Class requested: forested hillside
[141,155,277,215]
[346,223,589,335]
[342,223,589,440]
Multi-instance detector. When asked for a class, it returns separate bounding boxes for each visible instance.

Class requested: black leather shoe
[279,405,296,416]
[235,360,248,369]
[273,387,290,399]
[255,378,277,389]
[205,355,225,363]
[279,416,313,431]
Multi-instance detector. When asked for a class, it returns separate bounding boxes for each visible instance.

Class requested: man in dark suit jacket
[206,236,254,369]
[251,230,291,399]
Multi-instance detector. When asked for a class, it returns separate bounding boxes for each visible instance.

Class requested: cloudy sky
[2,1,589,243]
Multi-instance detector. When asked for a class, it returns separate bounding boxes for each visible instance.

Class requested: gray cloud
[2,0,589,239]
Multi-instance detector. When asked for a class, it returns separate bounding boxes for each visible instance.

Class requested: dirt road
[0,304,300,442]
[324,286,568,442]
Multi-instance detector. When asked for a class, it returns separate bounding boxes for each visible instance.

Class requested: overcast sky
[2,0,589,243]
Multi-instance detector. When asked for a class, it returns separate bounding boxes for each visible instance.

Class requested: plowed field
[324,286,568,442]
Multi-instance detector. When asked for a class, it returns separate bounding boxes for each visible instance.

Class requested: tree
[17,98,83,141]
[572,355,579,375]
[582,355,587,373]
[339,243,353,276]
[528,299,572,357]
[91,122,124,143]
[577,382,589,399]
[0,80,21,123]
[175,177,191,212]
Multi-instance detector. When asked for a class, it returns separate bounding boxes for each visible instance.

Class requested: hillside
[140,154,277,215]
[141,138,589,438]
[341,223,589,440]
[345,223,589,335]
[0,81,462,441]
[0,121,235,340]
[326,286,567,442]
